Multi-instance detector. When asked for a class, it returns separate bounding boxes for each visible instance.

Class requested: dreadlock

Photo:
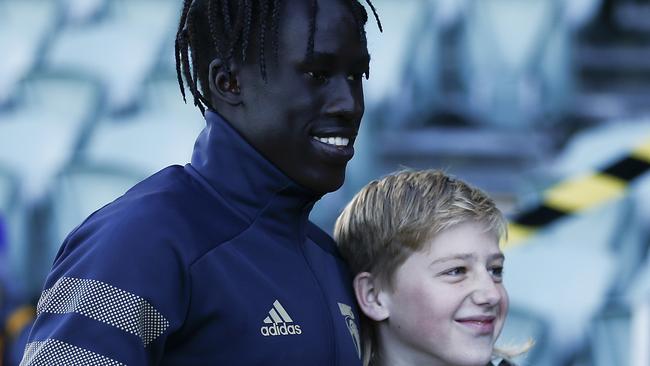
[175,0,382,115]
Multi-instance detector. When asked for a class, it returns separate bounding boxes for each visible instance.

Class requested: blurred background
[1,0,650,364]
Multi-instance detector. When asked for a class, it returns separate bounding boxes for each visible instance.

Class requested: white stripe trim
[37,276,169,346]
[20,339,125,366]
[273,300,293,323]
[269,309,283,324]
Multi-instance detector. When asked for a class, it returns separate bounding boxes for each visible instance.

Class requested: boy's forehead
[422,223,501,257]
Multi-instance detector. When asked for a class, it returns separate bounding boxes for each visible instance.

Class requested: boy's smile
[379,222,508,366]
[455,314,497,335]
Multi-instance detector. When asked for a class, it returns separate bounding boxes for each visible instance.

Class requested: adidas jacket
[21,110,363,365]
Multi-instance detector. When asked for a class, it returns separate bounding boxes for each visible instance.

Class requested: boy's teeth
[313,136,350,147]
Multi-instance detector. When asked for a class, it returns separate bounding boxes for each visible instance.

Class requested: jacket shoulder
[306,222,343,259]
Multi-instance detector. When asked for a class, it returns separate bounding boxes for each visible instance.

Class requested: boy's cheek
[494,286,509,338]
[389,282,450,338]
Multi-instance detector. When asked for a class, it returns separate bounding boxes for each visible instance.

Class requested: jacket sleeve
[20,210,190,366]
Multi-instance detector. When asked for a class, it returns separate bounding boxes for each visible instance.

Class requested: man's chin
[303,170,346,195]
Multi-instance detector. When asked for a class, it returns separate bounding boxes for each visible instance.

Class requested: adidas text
[260,323,302,336]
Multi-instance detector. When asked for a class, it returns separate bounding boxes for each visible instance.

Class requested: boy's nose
[470,273,502,307]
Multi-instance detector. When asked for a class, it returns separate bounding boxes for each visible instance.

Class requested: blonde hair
[335,169,506,288]
[334,169,510,365]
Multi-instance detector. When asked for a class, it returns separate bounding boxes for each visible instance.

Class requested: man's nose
[324,76,363,122]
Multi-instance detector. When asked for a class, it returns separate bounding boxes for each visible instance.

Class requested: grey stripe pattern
[37,277,169,346]
[21,339,125,366]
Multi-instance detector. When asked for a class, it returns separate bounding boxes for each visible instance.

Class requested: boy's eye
[443,267,467,276]
[490,266,504,281]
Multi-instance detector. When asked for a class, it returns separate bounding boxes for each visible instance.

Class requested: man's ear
[208,58,242,106]
[353,272,390,322]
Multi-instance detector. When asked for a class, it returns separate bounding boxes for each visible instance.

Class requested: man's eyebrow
[306,52,337,64]
[306,51,370,67]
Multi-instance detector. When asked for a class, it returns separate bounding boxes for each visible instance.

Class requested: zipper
[296,207,339,365]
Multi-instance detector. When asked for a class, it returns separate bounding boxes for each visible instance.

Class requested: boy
[335,170,515,366]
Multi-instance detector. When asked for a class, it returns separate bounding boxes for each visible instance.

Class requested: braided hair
[175,0,382,115]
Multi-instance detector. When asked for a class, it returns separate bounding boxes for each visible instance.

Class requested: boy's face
[380,222,508,366]
[234,0,369,194]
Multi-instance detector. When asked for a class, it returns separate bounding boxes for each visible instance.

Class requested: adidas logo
[260,300,302,337]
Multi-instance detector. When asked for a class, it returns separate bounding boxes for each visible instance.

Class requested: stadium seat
[78,76,203,176]
[459,0,571,128]
[504,196,632,364]
[152,30,178,76]
[627,258,650,308]
[550,119,650,294]
[362,0,563,214]
[588,305,631,366]
[625,253,650,366]
[504,119,650,363]
[44,0,180,114]
[564,0,603,30]
[60,0,108,25]
[0,0,59,108]
[552,118,650,177]
[0,71,102,201]
[363,0,439,125]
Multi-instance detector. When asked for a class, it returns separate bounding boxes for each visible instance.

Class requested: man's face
[380,222,508,366]
[234,0,369,194]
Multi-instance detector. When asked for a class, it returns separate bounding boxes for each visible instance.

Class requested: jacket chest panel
[183,234,336,364]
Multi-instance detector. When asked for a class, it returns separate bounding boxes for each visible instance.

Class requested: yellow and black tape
[504,138,650,249]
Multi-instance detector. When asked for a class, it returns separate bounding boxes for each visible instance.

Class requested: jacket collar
[188,109,319,224]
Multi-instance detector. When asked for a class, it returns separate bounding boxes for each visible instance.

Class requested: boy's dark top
[20,110,362,365]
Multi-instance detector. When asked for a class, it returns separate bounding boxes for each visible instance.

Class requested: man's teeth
[312,136,350,147]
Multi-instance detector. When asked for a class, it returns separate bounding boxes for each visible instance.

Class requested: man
[20,0,380,364]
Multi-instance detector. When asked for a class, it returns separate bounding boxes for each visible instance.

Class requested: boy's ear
[353,272,390,322]
[208,58,242,106]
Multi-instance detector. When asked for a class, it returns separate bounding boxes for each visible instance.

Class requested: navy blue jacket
[21,110,362,365]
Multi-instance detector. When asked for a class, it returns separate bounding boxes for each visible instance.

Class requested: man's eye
[346,73,364,82]
[305,71,328,82]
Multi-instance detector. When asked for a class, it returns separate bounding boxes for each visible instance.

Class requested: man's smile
[311,136,350,147]
[309,133,356,162]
